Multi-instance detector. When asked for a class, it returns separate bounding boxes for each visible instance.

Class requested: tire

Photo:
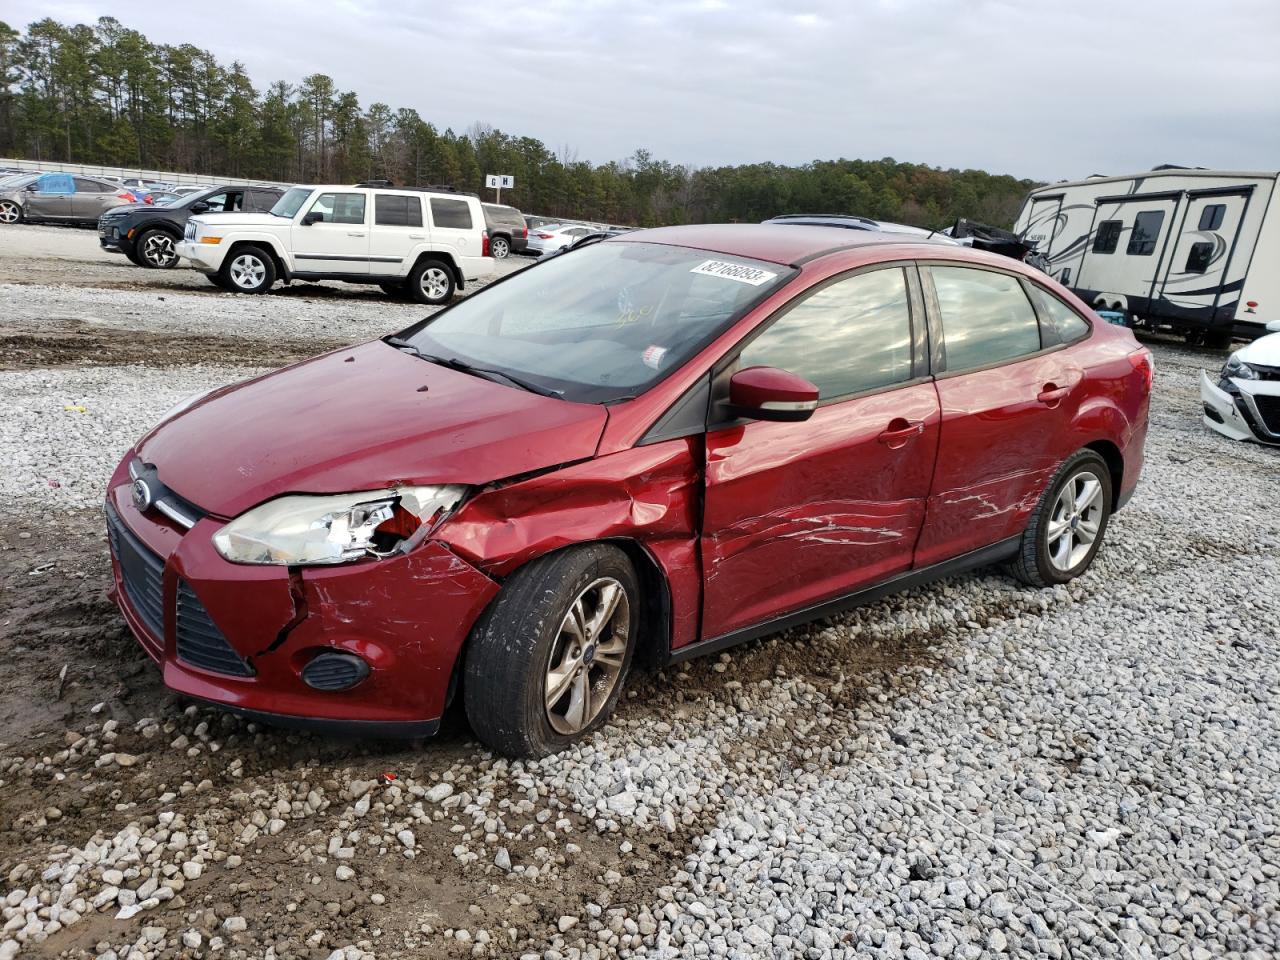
[490,235,510,259]
[1010,450,1113,588]
[464,544,639,758]
[1202,329,1233,350]
[0,200,23,225]
[137,228,180,269]
[218,245,275,294]
[407,258,456,305]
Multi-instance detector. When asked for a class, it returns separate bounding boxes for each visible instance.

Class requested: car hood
[102,203,155,217]
[137,340,609,518]
[1235,332,1280,367]
[189,212,283,229]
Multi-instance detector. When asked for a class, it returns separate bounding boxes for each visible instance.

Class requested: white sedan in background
[1201,320,1280,445]
[526,223,598,256]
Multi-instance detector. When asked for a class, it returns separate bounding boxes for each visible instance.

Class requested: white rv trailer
[1013,167,1280,346]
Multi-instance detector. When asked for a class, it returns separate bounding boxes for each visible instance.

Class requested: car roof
[618,223,957,266]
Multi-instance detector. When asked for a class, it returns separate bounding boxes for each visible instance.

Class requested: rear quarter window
[1030,286,1091,344]
[431,198,473,230]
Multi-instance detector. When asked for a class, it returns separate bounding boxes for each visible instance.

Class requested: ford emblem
[131,478,153,512]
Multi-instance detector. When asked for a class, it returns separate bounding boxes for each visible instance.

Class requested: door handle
[1037,383,1069,405]
[347,232,366,237]
[408,234,425,240]
[877,419,925,447]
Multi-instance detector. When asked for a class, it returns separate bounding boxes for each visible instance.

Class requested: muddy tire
[1010,450,1112,588]
[464,544,639,758]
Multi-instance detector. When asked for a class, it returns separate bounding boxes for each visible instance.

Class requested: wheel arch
[1082,438,1124,510]
[411,249,463,290]
[225,237,287,280]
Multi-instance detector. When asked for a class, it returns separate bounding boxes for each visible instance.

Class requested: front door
[26,174,73,219]
[700,265,940,639]
[292,190,370,275]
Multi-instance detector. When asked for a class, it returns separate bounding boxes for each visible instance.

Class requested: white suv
[175,183,495,304]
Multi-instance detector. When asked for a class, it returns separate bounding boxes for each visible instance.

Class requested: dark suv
[99,184,286,268]
[481,203,528,259]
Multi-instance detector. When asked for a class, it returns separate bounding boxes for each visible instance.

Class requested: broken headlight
[212,486,466,565]
[1221,353,1258,381]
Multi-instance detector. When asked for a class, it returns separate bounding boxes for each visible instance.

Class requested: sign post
[485,174,515,204]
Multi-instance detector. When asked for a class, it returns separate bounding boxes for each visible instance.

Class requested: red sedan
[106,224,1152,757]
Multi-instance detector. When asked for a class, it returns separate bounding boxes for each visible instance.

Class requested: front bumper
[104,458,500,735]
[1200,370,1280,445]
[175,240,224,273]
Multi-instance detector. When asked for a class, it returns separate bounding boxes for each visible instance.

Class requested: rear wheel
[408,258,456,305]
[1010,450,1112,587]
[490,235,510,259]
[464,545,639,758]
[218,245,275,294]
[137,228,180,268]
[0,200,23,224]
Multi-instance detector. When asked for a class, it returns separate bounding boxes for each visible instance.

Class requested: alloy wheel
[1046,471,1104,572]
[0,202,20,224]
[143,233,176,267]
[420,267,450,301]
[544,577,630,735]
[491,238,509,259]
[229,254,266,290]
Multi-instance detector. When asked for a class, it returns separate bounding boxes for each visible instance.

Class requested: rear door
[700,265,940,639]
[71,178,117,220]
[914,264,1082,567]
[292,190,369,275]
[368,192,426,275]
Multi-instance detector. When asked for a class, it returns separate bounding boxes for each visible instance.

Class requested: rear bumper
[104,457,500,734]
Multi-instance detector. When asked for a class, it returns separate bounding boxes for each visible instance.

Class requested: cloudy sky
[8,0,1279,180]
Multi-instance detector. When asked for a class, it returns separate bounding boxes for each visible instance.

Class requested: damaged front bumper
[104,460,500,737]
[1200,370,1280,445]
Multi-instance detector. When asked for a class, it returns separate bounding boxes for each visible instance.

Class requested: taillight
[522,226,528,238]
[481,230,490,258]
[1128,351,1154,393]
[143,195,154,204]
[118,192,136,202]
[536,232,554,239]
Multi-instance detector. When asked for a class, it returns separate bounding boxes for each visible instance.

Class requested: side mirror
[727,366,819,423]
[1267,320,1280,334]
[301,211,324,226]
[190,201,209,214]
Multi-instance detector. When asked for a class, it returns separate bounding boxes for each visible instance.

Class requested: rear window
[431,198,473,230]
[1029,286,1091,343]
[931,266,1042,372]
[484,204,523,225]
[375,194,424,227]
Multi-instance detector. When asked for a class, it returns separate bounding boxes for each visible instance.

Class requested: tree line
[0,17,1038,228]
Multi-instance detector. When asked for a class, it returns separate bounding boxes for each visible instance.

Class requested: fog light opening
[300,652,371,691]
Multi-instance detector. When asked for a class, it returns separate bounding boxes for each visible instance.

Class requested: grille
[1252,394,1280,434]
[1251,364,1280,383]
[184,221,196,240]
[176,581,254,677]
[106,503,165,651]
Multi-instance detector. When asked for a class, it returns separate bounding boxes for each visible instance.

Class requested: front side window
[738,268,914,400]
[1198,204,1225,231]
[270,187,312,219]
[307,192,366,225]
[401,242,792,403]
[375,194,424,227]
[1126,211,1165,256]
[1185,241,1214,274]
[1093,220,1122,254]
[931,266,1042,372]
[430,198,472,230]
[1030,285,1091,343]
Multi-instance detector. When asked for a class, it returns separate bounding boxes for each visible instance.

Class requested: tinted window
[1030,286,1091,343]
[430,198,472,229]
[1185,241,1214,274]
[308,192,366,225]
[739,268,913,400]
[1198,204,1225,231]
[245,190,278,212]
[1093,220,1121,254]
[73,177,105,192]
[484,204,523,226]
[1126,211,1164,256]
[375,194,423,227]
[932,267,1042,371]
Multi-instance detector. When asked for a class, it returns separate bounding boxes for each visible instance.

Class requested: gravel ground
[0,224,1277,960]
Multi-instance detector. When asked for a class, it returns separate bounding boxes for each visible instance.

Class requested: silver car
[526,223,600,256]
[0,173,132,225]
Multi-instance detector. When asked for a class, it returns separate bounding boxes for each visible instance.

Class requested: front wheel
[408,259,456,305]
[137,228,180,268]
[464,545,639,758]
[218,245,276,294]
[1010,450,1112,587]
[0,200,23,225]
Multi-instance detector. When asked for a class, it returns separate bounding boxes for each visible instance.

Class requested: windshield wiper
[385,337,562,398]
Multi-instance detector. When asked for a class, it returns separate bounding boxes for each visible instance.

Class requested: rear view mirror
[727,366,819,422]
[302,211,324,226]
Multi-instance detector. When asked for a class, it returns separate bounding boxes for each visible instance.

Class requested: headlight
[1221,354,1258,380]
[213,486,466,565]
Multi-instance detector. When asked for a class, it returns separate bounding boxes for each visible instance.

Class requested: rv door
[1023,194,1063,258]
[1076,194,1179,315]
[1158,189,1252,322]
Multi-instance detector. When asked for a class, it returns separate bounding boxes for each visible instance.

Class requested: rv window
[1093,220,1122,254]
[1198,204,1225,231]
[1126,211,1165,256]
[1185,241,1214,275]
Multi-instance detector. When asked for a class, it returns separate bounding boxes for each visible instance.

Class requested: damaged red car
[106,224,1152,757]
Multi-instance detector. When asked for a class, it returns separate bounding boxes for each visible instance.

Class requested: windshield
[270,186,311,218]
[398,241,793,403]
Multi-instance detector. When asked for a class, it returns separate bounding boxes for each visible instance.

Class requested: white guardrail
[0,157,290,188]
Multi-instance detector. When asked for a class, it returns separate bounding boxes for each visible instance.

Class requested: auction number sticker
[690,259,777,286]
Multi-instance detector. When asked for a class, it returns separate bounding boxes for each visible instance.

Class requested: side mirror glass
[301,211,324,226]
[727,366,819,423]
